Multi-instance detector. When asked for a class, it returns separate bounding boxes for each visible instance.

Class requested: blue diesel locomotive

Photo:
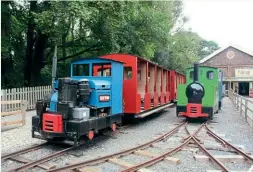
[32,58,123,146]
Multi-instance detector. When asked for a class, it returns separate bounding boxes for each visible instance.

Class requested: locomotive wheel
[111,123,116,132]
[87,130,94,140]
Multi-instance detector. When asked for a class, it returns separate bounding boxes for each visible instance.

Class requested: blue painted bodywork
[53,80,58,89]
[50,57,123,115]
[50,92,58,112]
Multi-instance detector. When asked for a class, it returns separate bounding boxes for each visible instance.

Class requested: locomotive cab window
[207,71,214,80]
[72,64,90,76]
[92,63,111,76]
[124,67,132,80]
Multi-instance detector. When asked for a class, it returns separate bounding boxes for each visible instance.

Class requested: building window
[124,67,132,80]
[207,71,214,80]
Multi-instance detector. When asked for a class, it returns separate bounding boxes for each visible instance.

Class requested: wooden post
[21,100,27,126]
[240,97,243,117]
[1,100,26,127]
[233,91,235,103]
[236,95,239,110]
[245,99,248,121]
[231,90,233,102]
[230,90,232,101]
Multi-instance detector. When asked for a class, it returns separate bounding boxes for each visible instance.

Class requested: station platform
[225,93,253,128]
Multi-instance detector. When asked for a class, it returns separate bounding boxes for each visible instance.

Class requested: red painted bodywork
[101,54,186,116]
[42,113,63,132]
[102,54,139,114]
[93,64,111,76]
[179,104,208,118]
[169,70,176,101]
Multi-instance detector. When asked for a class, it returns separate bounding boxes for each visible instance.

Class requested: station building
[199,45,253,97]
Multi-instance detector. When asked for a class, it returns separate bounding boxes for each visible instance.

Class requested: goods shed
[199,44,253,97]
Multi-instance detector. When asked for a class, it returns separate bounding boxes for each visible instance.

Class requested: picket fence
[1,85,51,112]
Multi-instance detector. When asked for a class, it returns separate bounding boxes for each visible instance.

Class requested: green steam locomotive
[176,63,223,120]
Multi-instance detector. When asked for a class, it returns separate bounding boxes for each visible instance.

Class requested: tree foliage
[198,40,219,59]
[1,0,219,88]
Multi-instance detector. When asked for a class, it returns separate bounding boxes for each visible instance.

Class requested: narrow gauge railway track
[2,124,131,172]
[6,121,186,172]
[7,144,77,172]
[45,121,253,172]
[118,123,253,172]
[1,142,49,161]
[45,121,188,172]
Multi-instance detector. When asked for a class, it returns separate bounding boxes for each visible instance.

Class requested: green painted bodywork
[177,66,219,112]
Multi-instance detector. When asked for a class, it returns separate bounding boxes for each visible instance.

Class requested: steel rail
[206,130,226,147]
[192,136,229,172]
[8,146,76,172]
[5,121,130,171]
[120,122,206,172]
[205,123,253,162]
[1,142,48,161]
[185,124,229,172]
[46,121,187,172]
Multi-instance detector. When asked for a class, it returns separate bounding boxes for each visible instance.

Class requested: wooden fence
[228,89,253,128]
[1,85,51,111]
[1,100,27,127]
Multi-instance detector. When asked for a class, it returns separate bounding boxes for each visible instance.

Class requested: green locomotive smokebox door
[177,84,187,106]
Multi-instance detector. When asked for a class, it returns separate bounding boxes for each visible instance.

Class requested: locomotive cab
[32,58,124,146]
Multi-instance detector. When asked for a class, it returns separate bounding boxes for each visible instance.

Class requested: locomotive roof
[101,53,185,75]
[186,65,218,70]
[71,57,124,64]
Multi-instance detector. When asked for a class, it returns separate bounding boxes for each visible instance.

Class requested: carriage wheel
[87,130,94,140]
[111,123,116,132]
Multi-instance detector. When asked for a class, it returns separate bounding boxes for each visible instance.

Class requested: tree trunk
[1,1,12,88]
[31,30,48,85]
[24,1,37,86]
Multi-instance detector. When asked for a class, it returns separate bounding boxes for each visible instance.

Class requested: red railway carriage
[101,53,186,118]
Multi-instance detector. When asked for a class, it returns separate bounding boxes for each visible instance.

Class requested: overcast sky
[183,0,253,51]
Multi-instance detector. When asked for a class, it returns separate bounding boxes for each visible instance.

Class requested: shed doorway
[239,82,249,96]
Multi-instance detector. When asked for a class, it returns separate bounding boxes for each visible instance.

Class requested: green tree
[1,1,27,88]
[154,31,201,73]
[198,40,220,59]
[1,0,219,88]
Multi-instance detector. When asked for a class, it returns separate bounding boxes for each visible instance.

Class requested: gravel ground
[1,105,182,172]
[1,111,46,152]
[208,97,253,155]
[2,97,253,172]
[147,151,217,172]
